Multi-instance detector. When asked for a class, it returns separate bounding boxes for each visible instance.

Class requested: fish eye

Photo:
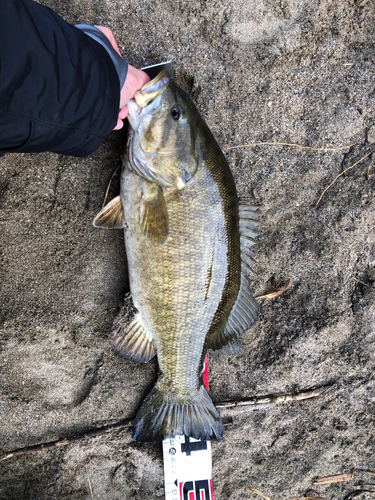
[171,106,181,120]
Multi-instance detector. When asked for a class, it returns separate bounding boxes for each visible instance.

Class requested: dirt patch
[1,0,374,499]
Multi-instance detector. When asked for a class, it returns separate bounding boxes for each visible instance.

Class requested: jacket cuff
[75,24,128,90]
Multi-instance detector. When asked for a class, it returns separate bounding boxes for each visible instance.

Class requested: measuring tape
[163,435,213,500]
[162,356,214,500]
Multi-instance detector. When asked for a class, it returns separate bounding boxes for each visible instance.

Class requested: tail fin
[132,383,223,442]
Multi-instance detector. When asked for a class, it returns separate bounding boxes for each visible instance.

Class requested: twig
[0,419,132,462]
[88,477,94,499]
[356,470,375,476]
[223,142,354,153]
[353,277,369,287]
[315,151,373,208]
[256,280,290,300]
[0,387,331,461]
[217,385,331,409]
[247,487,273,500]
[102,166,120,208]
[313,474,354,485]
[291,497,328,500]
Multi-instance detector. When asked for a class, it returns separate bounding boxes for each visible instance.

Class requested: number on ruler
[179,479,214,500]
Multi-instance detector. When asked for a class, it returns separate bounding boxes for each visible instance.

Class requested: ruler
[162,356,214,500]
[163,435,213,500]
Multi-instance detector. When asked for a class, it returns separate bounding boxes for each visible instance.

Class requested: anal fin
[111,313,156,363]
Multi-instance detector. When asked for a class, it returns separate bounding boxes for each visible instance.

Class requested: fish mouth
[127,71,170,130]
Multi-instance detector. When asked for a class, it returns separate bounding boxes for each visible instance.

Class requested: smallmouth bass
[94,71,260,442]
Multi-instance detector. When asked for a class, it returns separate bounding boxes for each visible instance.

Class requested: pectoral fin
[140,183,169,244]
[93,196,125,229]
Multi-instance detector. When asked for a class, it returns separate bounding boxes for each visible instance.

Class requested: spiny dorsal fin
[207,202,261,352]
[140,183,169,244]
[93,196,125,229]
[111,314,156,363]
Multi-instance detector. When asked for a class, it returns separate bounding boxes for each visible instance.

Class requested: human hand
[95,26,150,130]
[117,65,150,125]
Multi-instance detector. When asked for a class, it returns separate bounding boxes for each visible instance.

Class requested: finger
[118,105,128,119]
[113,117,124,130]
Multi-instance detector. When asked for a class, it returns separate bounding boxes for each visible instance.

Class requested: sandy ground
[1,0,375,499]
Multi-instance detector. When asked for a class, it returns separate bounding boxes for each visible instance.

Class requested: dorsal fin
[207,203,261,352]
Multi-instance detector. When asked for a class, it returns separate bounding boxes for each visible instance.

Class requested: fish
[93,71,260,442]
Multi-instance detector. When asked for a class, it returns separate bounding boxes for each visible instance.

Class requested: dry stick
[88,477,94,499]
[256,279,290,300]
[313,474,354,485]
[353,277,369,287]
[247,487,273,500]
[315,151,373,208]
[102,165,120,208]
[223,142,354,153]
[216,385,331,409]
[0,419,132,463]
[0,386,330,462]
[290,497,328,500]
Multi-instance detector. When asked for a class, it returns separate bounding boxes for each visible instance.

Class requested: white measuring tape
[162,356,214,500]
[162,435,213,500]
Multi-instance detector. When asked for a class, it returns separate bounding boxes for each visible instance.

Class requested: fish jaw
[126,99,142,131]
[134,71,170,107]
[127,71,170,132]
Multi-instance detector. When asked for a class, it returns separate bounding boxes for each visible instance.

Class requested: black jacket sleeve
[75,24,128,90]
[0,0,122,157]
